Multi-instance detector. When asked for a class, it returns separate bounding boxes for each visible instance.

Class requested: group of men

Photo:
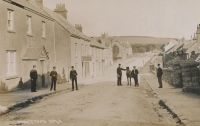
[117,64,139,86]
[116,63,163,88]
[29,63,163,92]
[29,65,78,92]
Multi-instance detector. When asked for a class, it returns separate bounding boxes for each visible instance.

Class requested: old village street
[0,54,177,126]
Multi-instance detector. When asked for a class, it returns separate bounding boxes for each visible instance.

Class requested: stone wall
[180,61,200,88]
[150,60,200,91]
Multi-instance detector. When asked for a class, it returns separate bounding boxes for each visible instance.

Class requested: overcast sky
[44,0,200,39]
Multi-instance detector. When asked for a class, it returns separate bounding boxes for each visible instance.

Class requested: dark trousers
[158,76,163,88]
[31,79,37,92]
[134,76,139,86]
[72,78,78,90]
[50,79,57,91]
[117,76,122,86]
[127,77,131,86]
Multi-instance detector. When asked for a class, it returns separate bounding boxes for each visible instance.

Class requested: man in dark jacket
[157,64,163,88]
[70,66,78,91]
[30,65,38,92]
[50,66,58,91]
[117,64,126,86]
[132,66,139,87]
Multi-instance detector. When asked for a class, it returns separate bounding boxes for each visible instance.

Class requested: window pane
[7,51,16,76]
[42,21,46,38]
[27,16,32,34]
[7,9,14,31]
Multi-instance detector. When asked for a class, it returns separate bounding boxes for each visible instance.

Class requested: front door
[40,60,47,87]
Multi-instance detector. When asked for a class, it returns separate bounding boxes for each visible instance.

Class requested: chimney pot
[75,24,83,32]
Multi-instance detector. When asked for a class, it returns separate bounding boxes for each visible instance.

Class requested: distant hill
[110,36,177,45]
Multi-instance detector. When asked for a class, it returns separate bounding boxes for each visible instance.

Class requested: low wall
[150,60,200,90]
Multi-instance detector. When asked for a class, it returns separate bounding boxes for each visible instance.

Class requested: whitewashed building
[0,0,113,91]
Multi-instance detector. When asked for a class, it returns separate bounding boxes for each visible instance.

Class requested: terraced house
[0,0,111,91]
[0,0,56,91]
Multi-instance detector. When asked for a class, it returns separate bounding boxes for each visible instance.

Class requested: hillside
[110,36,177,45]
[110,36,177,53]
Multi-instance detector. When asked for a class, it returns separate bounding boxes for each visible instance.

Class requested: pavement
[0,83,70,115]
[142,73,200,126]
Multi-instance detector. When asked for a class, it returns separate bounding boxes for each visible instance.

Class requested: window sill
[5,75,19,80]
[7,30,16,33]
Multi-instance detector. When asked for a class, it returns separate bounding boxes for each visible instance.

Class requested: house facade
[90,39,105,78]
[46,3,110,82]
[0,0,114,91]
[70,34,91,81]
[0,0,56,90]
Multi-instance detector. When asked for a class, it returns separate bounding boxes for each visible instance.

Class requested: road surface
[0,53,177,126]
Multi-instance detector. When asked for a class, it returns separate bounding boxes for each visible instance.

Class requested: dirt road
[0,54,176,126]
[0,82,176,126]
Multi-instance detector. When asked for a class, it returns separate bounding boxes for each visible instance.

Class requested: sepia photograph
[0,0,200,126]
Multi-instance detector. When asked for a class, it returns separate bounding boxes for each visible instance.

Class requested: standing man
[117,64,126,86]
[50,66,58,91]
[132,66,139,87]
[70,66,78,91]
[157,64,163,88]
[126,67,132,86]
[30,65,38,92]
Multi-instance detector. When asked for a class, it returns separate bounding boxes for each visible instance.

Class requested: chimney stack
[54,3,68,19]
[75,24,83,32]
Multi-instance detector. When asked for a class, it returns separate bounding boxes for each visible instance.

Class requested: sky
[44,0,200,39]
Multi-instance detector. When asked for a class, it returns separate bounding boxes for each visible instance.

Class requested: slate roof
[8,0,52,19]
[43,8,90,41]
